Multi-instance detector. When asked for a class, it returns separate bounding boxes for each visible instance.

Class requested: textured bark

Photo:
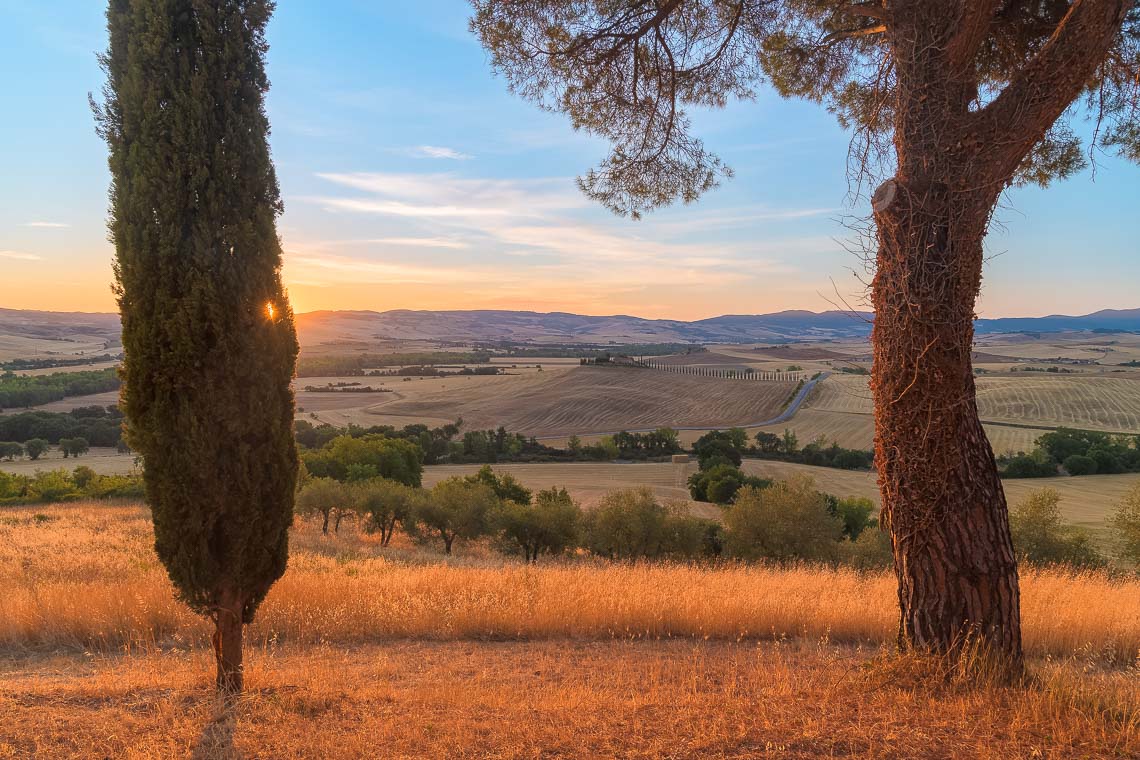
[213,591,245,695]
[871,183,1022,666]
[869,0,1130,671]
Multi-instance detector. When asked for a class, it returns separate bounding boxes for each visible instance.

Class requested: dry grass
[3,504,1139,663]
[2,503,1139,758]
[808,373,1140,435]
[2,640,1138,759]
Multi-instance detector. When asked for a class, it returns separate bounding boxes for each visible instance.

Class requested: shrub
[828,496,877,540]
[1009,489,1104,567]
[353,478,421,546]
[467,465,532,505]
[0,442,23,461]
[688,464,770,504]
[302,435,424,486]
[723,477,844,562]
[493,487,581,561]
[1062,454,1097,476]
[1001,452,1056,478]
[1108,484,1140,566]
[408,478,498,555]
[24,438,49,461]
[296,478,353,534]
[582,487,670,560]
[26,470,80,503]
[844,528,894,570]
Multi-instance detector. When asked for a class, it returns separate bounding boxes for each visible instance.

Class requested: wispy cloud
[292,170,832,307]
[22,221,70,228]
[352,237,470,249]
[0,250,43,261]
[406,145,472,160]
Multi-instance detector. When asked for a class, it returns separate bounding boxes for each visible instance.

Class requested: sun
[266,302,276,319]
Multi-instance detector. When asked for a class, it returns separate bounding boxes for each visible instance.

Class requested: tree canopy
[472,1,1138,216]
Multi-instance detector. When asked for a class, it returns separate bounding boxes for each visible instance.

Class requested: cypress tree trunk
[214,589,246,694]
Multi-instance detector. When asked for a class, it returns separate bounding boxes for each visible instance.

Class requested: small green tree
[582,487,670,559]
[1108,484,1140,567]
[0,442,23,461]
[72,465,98,490]
[467,465,532,505]
[1009,489,1104,567]
[494,486,581,561]
[410,478,498,555]
[60,437,90,459]
[723,477,843,562]
[355,478,420,546]
[24,439,48,461]
[829,496,877,540]
[1062,454,1098,476]
[297,478,352,534]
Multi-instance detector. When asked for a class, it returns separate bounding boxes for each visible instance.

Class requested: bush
[723,476,844,562]
[1062,454,1097,476]
[408,478,498,555]
[0,442,23,461]
[582,487,670,559]
[296,478,353,534]
[1009,489,1104,567]
[1001,452,1056,478]
[1108,484,1140,566]
[24,438,49,461]
[467,465,532,504]
[354,478,421,546]
[828,496,877,540]
[493,487,581,561]
[693,430,745,469]
[688,464,771,504]
[302,434,424,486]
[844,528,894,570]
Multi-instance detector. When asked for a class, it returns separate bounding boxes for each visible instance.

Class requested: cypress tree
[96,0,298,694]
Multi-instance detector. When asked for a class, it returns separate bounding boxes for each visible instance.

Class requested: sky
[1,1,1137,321]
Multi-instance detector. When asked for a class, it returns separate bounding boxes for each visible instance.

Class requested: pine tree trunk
[213,592,245,695]
[871,178,1022,671]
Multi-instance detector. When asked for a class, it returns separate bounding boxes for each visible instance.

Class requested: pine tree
[472,1,1139,673]
[96,0,298,694]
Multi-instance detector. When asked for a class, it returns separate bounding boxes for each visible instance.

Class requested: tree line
[0,466,143,505]
[1000,428,1140,478]
[0,368,119,410]
[0,406,125,449]
[296,351,492,377]
[295,465,1140,571]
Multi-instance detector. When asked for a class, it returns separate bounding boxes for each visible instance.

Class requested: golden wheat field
[293,365,799,434]
[807,372,1140,434]
[1,503,1138,758]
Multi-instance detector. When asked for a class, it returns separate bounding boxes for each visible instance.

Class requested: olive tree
[471,0,1139,669]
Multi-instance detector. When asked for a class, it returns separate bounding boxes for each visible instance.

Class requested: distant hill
[3,307,1139,356]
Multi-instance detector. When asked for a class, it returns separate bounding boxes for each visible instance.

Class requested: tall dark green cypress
[96,0,298,694]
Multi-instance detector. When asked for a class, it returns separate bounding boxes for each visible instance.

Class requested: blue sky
[1,0,1137,320]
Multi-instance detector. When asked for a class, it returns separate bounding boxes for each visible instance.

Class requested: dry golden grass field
[301,365,799,435]
[1,504,1138,758]
[804,371,1140,434]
